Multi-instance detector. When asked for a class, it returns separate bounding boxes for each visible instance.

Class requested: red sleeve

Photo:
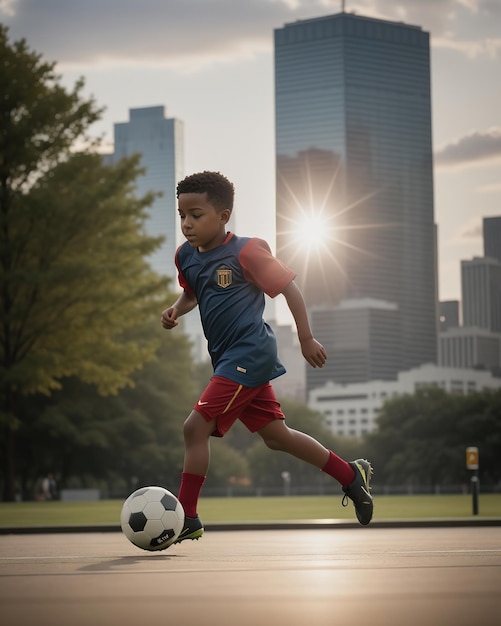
[175,246,195,297]
[239,238,296,298]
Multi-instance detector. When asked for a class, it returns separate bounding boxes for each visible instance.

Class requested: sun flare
[290,211,336,250]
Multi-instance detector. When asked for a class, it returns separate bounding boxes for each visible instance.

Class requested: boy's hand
[161,307,178,329]
[300,337,327,368]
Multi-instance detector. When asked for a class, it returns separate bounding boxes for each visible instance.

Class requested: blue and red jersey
[175,233,296,387]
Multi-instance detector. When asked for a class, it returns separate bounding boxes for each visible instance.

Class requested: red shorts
[193,376,285,437]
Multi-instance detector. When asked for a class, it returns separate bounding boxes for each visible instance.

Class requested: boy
[161,171,373,542]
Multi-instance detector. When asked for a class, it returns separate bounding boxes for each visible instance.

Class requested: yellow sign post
[466,447,479,515]
[466,447,479,470]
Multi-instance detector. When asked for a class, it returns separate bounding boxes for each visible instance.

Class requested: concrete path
[1,526,500,626]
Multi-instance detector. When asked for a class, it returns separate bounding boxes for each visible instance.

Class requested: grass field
[0,493,500,527]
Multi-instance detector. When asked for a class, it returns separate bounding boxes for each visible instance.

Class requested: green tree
[17,320,196,499]
[367,388,501,488]
[0,26,167,499]
[204,438,250,492]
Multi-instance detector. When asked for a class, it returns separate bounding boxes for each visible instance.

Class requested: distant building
[483,216,501,263]
[461,256,501,333]
[438,326,501,372]
[179,312,210,364]
[269,321,306,402]
[110,106,184,280]
[309,364,501,438]
[439,300,460,331]
[274,12,437,374]
[307,299,400,392]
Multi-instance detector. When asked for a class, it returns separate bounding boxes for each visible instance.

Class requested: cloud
[433,35,501,58]
[434,128,501,168]
[460,222,482,239]
[1,0,498,70]
[1,0,294,68]
[0,0,16,17]
[342,0,500,42]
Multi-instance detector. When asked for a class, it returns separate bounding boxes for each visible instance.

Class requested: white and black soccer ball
[120,486,184,551]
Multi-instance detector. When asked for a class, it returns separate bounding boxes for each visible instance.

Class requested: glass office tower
[275,13,437,374]
[483,216,501,264]
[112,106,184,280]
[461,257,501,333]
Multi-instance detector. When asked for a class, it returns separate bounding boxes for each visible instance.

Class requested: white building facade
[309,364,501,438]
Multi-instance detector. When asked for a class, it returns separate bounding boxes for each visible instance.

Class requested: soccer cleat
[341,459,374,526]
[174,515,204,543]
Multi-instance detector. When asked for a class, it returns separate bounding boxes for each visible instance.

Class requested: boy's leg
[182,409,215,478]
[257,419,373,525]
[257,420,353,483]
[175,410,214,543]
[176,376,255,543]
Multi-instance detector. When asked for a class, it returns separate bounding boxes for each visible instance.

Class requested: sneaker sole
[174,529,204,544]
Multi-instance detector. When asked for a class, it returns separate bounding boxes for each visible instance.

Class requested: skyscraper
[461,256,501,333]
[111,106,184,279]
[274,12,437,378]
[439,327,501,372]
[439,300,460,331]
[307,299,400,388]
[483,216,501,263]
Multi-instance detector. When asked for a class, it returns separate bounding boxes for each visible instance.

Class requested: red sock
[321,451,355,487]
[178,472,205,518]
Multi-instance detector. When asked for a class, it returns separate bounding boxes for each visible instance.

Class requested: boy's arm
[161,289,198,330]
[281,280,327,368]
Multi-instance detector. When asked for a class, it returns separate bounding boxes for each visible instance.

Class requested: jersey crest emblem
[216,267,232,288]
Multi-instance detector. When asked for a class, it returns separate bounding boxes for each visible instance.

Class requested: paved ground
[1,526,500,626]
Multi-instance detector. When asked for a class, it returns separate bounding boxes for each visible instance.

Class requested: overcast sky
[2,0,501,311]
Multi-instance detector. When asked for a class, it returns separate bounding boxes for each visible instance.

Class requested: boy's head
[176,171,234,213]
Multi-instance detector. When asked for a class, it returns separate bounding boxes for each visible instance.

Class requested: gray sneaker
[174,515,204,543]
[342,459,373,526]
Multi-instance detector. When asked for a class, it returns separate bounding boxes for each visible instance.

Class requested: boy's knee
[260,421,291,451]
[183,411,213,441]
[262,435,285,451]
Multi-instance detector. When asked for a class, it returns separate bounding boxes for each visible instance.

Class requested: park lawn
[0,493,500,528]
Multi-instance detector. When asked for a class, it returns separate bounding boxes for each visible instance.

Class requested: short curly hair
[176,171,234,211]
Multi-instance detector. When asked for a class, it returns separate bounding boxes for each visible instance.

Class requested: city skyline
[2,1,500,321]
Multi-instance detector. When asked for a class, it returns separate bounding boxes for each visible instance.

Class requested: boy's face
[178,192,230,252]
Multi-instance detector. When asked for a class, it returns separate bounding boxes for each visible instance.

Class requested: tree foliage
[16,321,196,499]
[0,26,168,499]
[367,388,501,487]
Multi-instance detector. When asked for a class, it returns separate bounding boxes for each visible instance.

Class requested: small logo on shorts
[197,400,209,406]
[236,366,247,373]
[216,268,232,288]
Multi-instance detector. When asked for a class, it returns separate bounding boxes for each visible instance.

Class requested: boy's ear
[220,208,231,224]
